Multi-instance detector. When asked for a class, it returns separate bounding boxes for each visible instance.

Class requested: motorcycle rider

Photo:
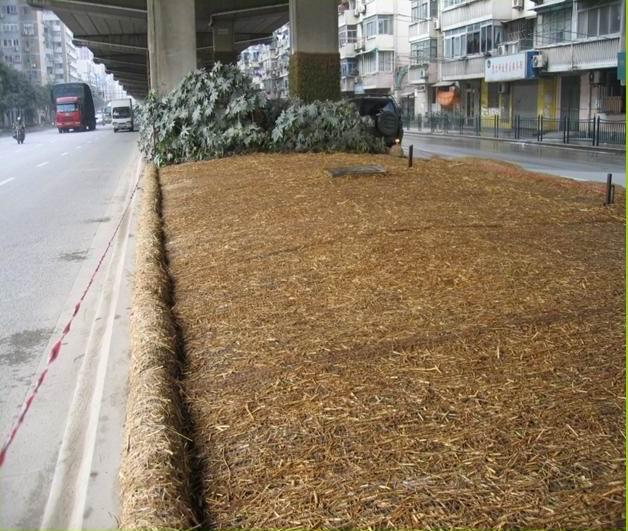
[13,116,25,144]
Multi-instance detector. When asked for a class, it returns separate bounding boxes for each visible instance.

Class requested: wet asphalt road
[403,132,626,187]
[0,126,138,442]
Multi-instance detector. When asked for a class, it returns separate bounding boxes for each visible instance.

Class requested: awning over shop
[436,88,458,107]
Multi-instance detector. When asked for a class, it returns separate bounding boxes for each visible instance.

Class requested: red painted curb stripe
[0,173,141,469]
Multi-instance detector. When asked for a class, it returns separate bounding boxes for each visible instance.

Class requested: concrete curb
[403,129,626,155]
[118,164,198,529]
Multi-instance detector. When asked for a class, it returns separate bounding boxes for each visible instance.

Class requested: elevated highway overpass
[28,0,340,102]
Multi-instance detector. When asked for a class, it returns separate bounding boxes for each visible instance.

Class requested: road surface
[0,126,139,529]
[403,132,626,187]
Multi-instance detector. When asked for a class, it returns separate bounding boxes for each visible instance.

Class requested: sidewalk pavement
[404,127,626,154]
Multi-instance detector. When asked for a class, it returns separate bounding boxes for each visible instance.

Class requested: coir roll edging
[118,164,198,529]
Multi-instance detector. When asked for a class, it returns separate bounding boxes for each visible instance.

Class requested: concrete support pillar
[288,0,340,102]
[147,0,196,95]
[212,19,239,65]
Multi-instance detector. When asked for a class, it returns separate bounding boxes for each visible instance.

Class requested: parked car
[349,96,403,147]
[95,112,105,126]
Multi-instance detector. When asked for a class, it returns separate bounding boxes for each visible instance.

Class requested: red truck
[52,83,96,133]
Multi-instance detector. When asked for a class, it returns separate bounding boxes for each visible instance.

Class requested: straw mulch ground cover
[159,153,625,529]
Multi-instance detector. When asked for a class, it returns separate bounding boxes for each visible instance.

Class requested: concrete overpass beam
[147,0,197,95]
[288,0,339,102]
[212,19,238,65]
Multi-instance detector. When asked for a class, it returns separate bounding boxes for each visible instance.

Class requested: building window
[443,0,467,7]
[364,15,394,38]
[2,24,19,33]
[378,50,393,72]
[577,1,621,38]
[411,38,437,65]
[341,57,358,77]
[535,7,573,45]
[366,18,377,38]
[444,23,502,59]
[413,0,438,21]
[339,25,357,46]
[361,51,377,74]
[22,23,35,36]
[378,15,393,35]
[4,5,18,15]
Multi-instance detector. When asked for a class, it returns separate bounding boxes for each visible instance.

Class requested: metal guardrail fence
[403,113,626,147]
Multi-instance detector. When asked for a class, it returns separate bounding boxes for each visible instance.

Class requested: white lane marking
[0,178,15,187]
[36,161,49,168]
[61,152,69,157]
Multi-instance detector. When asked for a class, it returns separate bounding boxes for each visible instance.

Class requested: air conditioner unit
[359,4,366,13]
[497,82,509,94]
[532,53,546,68]
[497,44,508,55]
[512,0,524,9]
[432,19,440,30]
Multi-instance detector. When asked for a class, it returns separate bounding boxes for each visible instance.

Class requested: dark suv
[349,96,404,147]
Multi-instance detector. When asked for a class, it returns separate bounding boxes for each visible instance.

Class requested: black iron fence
[402,113,625,147]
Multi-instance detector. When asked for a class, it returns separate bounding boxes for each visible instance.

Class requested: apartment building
[0,1,79,85]
[532,0,624,121]
[42,9,78,84]
[406,0,625,125]
[238,23,290,100]
[338,0,411,97]
[407,0,440,115]
[0,0,48,85]
[239,44,269,92]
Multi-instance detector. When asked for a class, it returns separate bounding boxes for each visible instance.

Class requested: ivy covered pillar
[147,0,197,95]
[288,0,340,102]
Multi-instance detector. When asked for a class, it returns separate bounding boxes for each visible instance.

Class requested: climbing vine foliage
[137,63,385,166]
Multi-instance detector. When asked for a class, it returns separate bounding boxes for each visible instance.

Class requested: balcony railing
[440,56,485,80]
[409,20,431,39]
[538,36,620,72]
[341,77,356,93]
[441,0,514,30]
[361,71,394,90]
[340,42,357,58]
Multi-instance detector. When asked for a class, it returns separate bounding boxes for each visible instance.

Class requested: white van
[111,98,134,132]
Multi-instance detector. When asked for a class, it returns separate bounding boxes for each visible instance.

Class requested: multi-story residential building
[0,0,48,85]
[406,0,625,126]
[531,0,624,122]
[271,23,290,99]
[239,44,269,91]
[238,23,290,100]
[42,9,78,84]
[407,0,440,115]
[435,0,537,124]
[0,1,80,85]
[338,0,411,97]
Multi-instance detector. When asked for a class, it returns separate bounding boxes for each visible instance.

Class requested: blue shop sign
[485,51,536,82]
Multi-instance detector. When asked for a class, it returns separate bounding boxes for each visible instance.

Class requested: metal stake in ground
[605,173,614,205]
[408,145,414,168]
